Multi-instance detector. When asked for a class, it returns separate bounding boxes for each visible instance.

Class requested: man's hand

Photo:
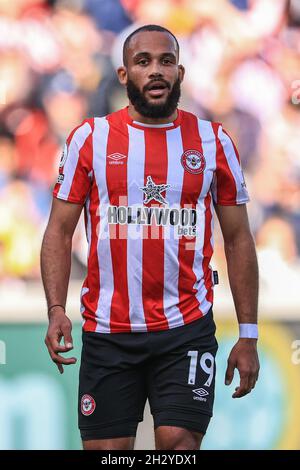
[45,307,77,374]
[225,338,259,398]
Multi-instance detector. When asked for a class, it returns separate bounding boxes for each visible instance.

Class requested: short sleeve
[211,124,250,205]
[53,119,93,204]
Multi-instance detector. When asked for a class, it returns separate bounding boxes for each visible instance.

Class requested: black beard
[126,78,181,119]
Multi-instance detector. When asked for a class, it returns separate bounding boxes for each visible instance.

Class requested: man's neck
[127,103,177,125]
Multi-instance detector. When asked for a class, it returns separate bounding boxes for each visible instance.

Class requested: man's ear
[117,66,127,86]
[178,64,185,83]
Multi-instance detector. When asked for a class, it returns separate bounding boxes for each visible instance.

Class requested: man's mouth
[145,82,169,98]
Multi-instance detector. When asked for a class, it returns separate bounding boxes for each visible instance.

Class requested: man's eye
[138,60,148,65]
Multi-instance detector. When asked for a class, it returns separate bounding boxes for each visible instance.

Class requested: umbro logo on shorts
[192,388,209,401]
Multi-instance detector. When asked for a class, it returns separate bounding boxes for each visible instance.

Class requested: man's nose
[148,61,164,77]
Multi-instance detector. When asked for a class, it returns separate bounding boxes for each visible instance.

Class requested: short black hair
[123,24,179,66]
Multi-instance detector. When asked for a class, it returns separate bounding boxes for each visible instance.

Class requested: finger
[250,367,259,387]
[249,373,257,390]
[48,348,77,366]
[225,360,235,385]
[47,335,72,353]
[45,337,57,356]
[52,354,77,365]
[232,375,249,398]
[45,338,73,373]
[61,324,74,350]
[232,375,251,398]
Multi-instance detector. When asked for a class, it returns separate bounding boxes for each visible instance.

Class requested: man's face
[118,31,185,118]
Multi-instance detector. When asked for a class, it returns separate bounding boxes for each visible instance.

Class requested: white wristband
[239,323,258,339]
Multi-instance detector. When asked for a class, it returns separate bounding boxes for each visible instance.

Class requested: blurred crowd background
[0,0,299,299]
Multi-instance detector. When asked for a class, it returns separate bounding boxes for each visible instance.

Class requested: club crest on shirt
[81,394,96,416]
[181,150,206,175]
[59,143,68,168]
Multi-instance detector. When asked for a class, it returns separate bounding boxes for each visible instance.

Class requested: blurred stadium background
[0,0,300,450]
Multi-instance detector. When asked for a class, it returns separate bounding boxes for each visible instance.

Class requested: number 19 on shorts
[187,351,215,386]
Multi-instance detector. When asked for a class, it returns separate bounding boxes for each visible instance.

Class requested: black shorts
[78,309,218,441]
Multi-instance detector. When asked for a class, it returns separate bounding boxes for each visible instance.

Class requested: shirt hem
[82,308,212,334]
[215,198,250,206]
[53,193,85,204]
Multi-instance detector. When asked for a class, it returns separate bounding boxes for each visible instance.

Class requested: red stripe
[202,192,214,304]
[212,123,237,204]
[53,119,92,199]
[106,113,131,332]
[68,119,94,203]
[142,129,169,331]
[82,181,102,332]
[178,111,205,324]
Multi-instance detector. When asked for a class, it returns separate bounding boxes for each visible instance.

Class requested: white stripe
[93,117,113,333]
[218,125,250,204]
[86,197,92,256]
[192,120,216,315]
[163,127,185,328]
[209,195,215,252]
[80,287,89,316]
[209,194,215,299]
[81,198,92,330]
[58,122,91,199]
[197,120,217,198]
[193,198,212,314]
[126,125,147,331]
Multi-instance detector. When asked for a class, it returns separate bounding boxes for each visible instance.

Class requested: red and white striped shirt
[53,107,249,333]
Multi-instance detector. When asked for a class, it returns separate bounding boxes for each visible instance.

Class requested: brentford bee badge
[181,150,206,175]
[81,394,96,416]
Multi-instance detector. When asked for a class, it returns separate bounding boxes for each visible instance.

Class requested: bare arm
[215,203,260,397]
[41,197,83,373]
[215,204,258,324]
